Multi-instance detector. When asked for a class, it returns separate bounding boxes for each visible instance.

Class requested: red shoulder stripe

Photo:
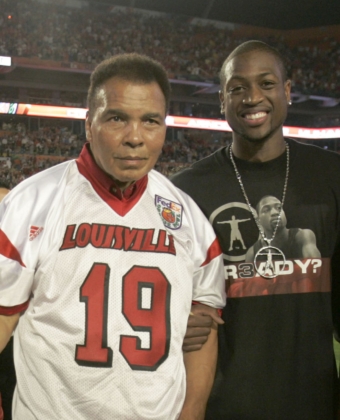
[0,230,26,267]
[200,237,222,267]
[192,301,223,317]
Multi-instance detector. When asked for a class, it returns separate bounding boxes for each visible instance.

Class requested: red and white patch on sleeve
[29,226,43,241]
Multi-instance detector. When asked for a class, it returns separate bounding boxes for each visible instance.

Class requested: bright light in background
[0,102,338,140]
[0,56,11,66]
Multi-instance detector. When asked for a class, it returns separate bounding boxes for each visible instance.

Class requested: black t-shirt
[172,138,340,420]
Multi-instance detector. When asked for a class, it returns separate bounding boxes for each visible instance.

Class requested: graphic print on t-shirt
[209,196,327,298]
[209,201,258,262]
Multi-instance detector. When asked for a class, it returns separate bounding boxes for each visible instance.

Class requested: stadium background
[0,0,340,368]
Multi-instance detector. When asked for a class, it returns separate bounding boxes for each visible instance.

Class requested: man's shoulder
[4,160,75,209]
[171,147,226,191]
[289,138,340,164]
[147,169,217,240]
[13,160,74,192]
[288,138,340,186]
[148,169,203,210]
[295,227,315,239]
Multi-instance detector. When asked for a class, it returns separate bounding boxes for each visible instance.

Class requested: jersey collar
[76,143,148,216]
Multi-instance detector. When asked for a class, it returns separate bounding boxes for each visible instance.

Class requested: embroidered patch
[155,195,183,230]
[29,226,43,241]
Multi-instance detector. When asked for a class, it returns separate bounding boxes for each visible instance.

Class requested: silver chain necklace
[229,142,289,278]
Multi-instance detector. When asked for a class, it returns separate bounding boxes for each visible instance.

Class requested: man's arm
[296,229,321,258]
[0,314,20,353]
[179,320,218,420]
[245,247,254,263]
[183,304,224,352]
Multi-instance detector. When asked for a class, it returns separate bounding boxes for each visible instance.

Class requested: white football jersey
[0,150,225,420]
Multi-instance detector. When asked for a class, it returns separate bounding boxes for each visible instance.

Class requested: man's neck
[272,228,289,244]
[231,134,286,162]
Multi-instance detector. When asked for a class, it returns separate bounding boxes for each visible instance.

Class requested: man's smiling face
[220,49,291,144]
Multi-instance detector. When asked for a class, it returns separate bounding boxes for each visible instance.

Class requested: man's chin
[238,130,272,143]
[232,124,279,144]
[112,169,148,187]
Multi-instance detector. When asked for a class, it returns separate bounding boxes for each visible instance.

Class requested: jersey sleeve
[0,163,73,314]
[0,192,37,313]
[183,192,226,309]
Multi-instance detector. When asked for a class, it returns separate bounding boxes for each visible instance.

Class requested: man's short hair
[87,53,171,118]
[219,40,289,88]
[256,195,281,214]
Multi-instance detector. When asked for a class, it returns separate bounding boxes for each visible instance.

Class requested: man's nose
[270,206,279,216]
[242,85,264,105]
[124,122,143,147]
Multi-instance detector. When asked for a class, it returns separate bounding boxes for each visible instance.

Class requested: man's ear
[85,117,92,142]
[219,90,225,114]
[284,79,292,104]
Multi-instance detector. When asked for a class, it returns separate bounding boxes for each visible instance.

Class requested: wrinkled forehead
[93,77,166,112]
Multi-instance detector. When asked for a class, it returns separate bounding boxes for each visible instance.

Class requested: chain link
[228,142,289,246]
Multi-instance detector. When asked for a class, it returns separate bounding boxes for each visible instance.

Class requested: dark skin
[184,305,224,352]
[184,49,291,351]
[220,49,291,162]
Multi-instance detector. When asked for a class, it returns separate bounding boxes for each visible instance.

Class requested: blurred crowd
[0,0,339,98]
[0,119,81,187]
[0,0,339,188]
[1,117,338,189]
[0,117,231,188]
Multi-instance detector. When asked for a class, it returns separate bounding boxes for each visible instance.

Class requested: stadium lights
[0,102,339,140]
[0,56,11,66]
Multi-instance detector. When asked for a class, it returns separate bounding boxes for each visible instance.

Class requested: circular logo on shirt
[209,202,258,262]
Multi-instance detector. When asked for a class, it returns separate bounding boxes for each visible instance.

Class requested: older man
[0,180,13,420]
[0,54,225,420]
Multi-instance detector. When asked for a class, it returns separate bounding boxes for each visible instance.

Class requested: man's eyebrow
[257,72,276,78]
[228,72,276,82]
[101,110,164,120]
[102,108,129,118]
[142,112,164,120]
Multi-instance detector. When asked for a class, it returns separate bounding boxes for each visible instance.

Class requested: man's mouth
[244,112,268,121]
[270,217,281,225]
[118,156,146,160]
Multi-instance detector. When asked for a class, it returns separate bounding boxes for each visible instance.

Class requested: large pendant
[254,246,286,279]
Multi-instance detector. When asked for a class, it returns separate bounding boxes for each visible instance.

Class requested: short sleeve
[184,193,226,309]
[0,194,36,312]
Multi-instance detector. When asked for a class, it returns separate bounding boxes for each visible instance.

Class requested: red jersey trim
[0,230,26,267]
[192,301,223,317]
[200,237,222,267]
[0,300,29,316]
[76,143,148,217]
